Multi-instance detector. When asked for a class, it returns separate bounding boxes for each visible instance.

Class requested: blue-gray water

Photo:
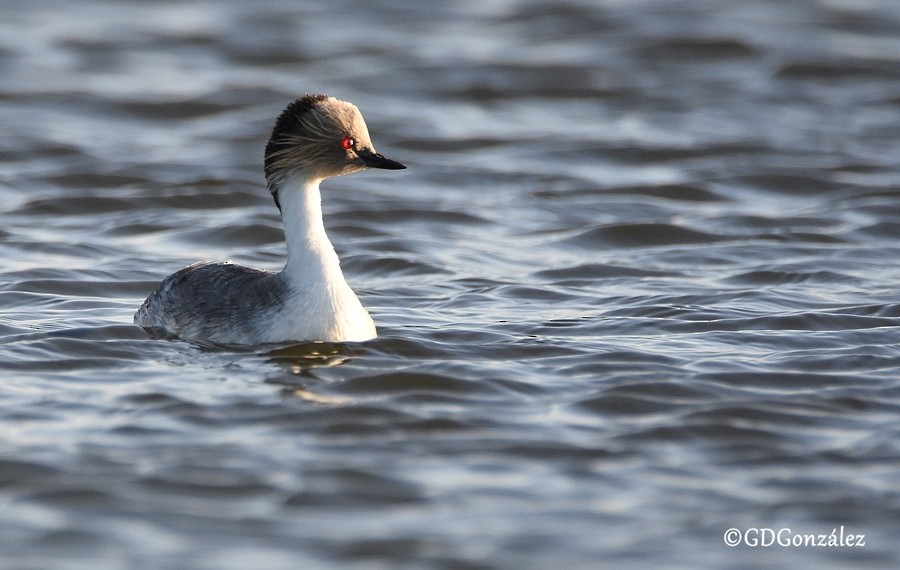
[1,1,899,568]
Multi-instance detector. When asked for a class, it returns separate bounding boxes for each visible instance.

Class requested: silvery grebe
[135,94,405,345]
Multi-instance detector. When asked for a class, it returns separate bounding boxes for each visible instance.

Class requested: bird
[134,94,406,346]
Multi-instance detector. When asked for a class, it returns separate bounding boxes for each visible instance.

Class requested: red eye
[340,136,355,150]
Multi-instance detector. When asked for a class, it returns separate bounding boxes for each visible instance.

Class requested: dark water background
[1,1,899,568]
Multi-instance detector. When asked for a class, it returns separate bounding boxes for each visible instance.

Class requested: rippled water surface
[2,1,900,568]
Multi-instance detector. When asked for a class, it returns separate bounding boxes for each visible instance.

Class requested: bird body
[135,95,405,345]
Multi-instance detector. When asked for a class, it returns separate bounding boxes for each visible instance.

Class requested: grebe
[135,94,405,345]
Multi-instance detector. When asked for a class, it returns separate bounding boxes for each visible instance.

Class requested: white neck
[269,174,376,342]
[276,175,341,279]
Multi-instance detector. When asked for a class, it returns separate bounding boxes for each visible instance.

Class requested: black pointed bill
[357,148,406,170]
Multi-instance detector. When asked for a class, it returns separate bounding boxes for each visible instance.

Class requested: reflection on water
[1,0,899,568]
[265,342,356,376]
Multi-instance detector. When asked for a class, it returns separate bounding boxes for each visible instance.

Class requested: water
[1,0,899,568]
